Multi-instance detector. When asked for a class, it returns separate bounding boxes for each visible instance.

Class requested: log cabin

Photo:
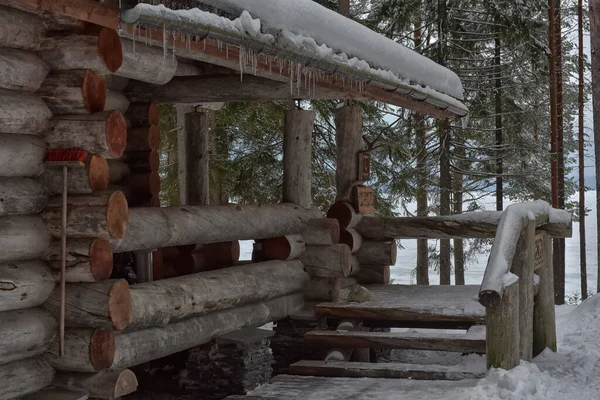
[0,0,571,399]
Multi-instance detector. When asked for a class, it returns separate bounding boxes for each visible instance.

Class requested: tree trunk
[46,328,115,372]
[0,88,52,134]
[592,0,600,293]
[110,203,321,252]
[126,260,308,329]
[126,125,160,152]
[533,233,557,355]
[300,244,356,278]
[111,293,304,369]
[338,0,350,16]
[283,109,314,209]
[262,235,306,261]
[186,111,212,206]
[335,107,363,202]
[0,178,47,216]
[0,308,57,365]
[439,120,451,285]
[46,111,127,159]
[302,218,340,245]
[0,48,49,92]
[44,238,113,282]
[340,228,362,253]
[0,5,45,50]
[495,20,503,212]
[176,104,195,204]
[578,0,587,300]
[53,369,138,400]
[0,134,46,177]
[304,277,341,302]
[486,281,520,369]
[113,38,177,85]
[0,215,52,263]
[453,145,466,285]
[41,191,129,239]
[38,69,107,115]
[107,160,131,184]
[41,155,109,195]
[327,201,362,229]
[39,29,122,73]
[0,260,56,312]
[43,279,131,331]
[355,240,397,265]
[104,90,130,114]
[126,102,159,127]
[0,357,54,400]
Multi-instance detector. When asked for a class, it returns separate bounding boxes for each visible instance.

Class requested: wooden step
[315,284,485,328]
[304,325,486,353]
[289,360,485,380]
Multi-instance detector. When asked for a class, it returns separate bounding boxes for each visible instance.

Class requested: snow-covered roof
[121,1,468,117]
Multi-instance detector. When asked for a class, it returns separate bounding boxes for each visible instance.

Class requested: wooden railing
[478,200,572,369]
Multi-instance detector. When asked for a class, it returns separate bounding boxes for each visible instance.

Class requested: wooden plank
[358,152,371,182]
[352,186,374,213]
[289,360,485,380]
[304,329,486,353]
[315,285,485,324]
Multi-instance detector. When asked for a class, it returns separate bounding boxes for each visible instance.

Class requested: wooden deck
[315,285,485,327]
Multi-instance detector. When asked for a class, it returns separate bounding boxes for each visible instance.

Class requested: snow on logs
[0,48,49,92]
[53,369,139,400]
[0,88,52,134]
[0,215,52,262]
[0,357,55,400]
[110,203,321,253]
[0,178,47,216]
[0,308,57,365]
[0,260,55,312]
[41,191,129,239]
[0,134,46,177]
[41,155,109,195]
[38,69,107,115]
[44,238,113,283]
[300,244,358,278]
[45,111,127,159]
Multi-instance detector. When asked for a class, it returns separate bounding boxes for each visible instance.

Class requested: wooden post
[486,280,520,369]
[185,111,213,206]
[176,104,195,204]
[283,109,314,209]
[533,232,557,356]
[334,107,363,202]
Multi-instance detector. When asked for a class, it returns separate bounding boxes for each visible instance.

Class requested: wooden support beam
[185,111,212,206]
[54,369,138,400]
[41,155,109,195]
[110,203,321,253]
[0,357,55,400]
[0,260,55,312]
[0,48,49,92]
[355,240,397,265]
[38,70,107,115]
[283,109,314,209]
[0,5,45,50]
[486,280,520,369]
[46,328,115,372]
[0,178,47,216]
[0,134,46,177]
[44,238,113,283]
[0,88,52,134]
[0,308,57,365]
[335,106,363,202]
[127,260,308,330]
[0,215,52,263]
[110,293,304,369]
[533,232,557,356]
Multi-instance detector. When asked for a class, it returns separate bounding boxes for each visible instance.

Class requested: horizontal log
[0,215,52,262]
[355,240,397,265]
[53,369,138,400]
[111,293,304,369]
[124,74,343,103]
[0,48,49,91]
[126,125,160,152]
[105,75,129,91]
[122,149,160,173]
[301,218,339,245]
[123,171,160,196]
[304,277,340,302]
[0,88,52,134]
[110,203,321,253]
[44,238,113,282]
[46,111,127,159]
[46,328,115,372]
[41,155,109,195]
[125,102,159,127]
[42,191,129,239]
[262,235,306,261]
[43,279,131,331]
[300,244,356,278]
[107,160,131,184]
[38,69,106,115]
[0,178,47,216]
[355,264,390,285]
[0,357,55,400]
[114,38,177,85]
[196,241,240,267]
[0,260,55,312]
[39,28,122,73]
[327,202,361,229]
[127,260,308,329]
[0,134,46,177]
[340,228,362,253]
[104,90,130,113]
[0,308,57,365]
[0,5,45,50]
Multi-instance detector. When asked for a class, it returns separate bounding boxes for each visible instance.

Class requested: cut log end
[82,69,107,113]
[148,124,160,150]
[148,103,160,125]
[89,155,110,193]
[327,202,355,229]
[106,191,129,239]
[108,279,131,330]
[149,149,160,172]
[114,369,139,398]
[107,111,127,158]
[90,329,116,370]
[263,236,292,260]
[479,290,501,308]
[90,239,114,281]
[149,170,161,196]
[98,28,123,73]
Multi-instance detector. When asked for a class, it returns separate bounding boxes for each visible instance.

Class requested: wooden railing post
[533,232,557,356]
[486,279,520,369]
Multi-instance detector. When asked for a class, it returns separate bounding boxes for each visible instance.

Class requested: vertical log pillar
[176,104,195,205]
[486,280,520,369]
[334,106,363,203]
[185,111,213,206]
[533,232,557,356]
[283,109,314,209]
